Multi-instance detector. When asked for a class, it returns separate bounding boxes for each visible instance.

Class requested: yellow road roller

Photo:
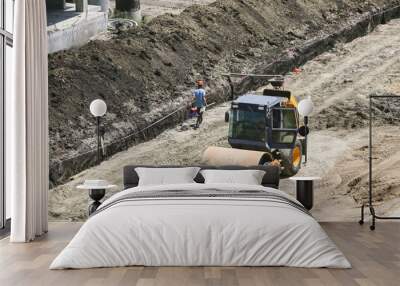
[202,81,306,177]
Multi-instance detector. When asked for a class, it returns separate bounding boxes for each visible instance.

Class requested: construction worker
[193,80,207,129]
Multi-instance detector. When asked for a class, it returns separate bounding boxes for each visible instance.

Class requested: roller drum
[202,147,272,166]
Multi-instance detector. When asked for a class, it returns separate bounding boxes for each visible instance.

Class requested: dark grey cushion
[123,165,280,190]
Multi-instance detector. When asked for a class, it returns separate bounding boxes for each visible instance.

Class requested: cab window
[272,108,297,129]
[271,108,297,146]
[229,106,266,142]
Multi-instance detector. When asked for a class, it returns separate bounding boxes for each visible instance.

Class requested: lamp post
[90,99,107,164]
[297,98,314,164]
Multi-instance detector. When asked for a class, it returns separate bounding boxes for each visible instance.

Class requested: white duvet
[50,183,351,269]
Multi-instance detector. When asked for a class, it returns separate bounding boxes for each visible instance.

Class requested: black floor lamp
[359,94,400,230]
[90,99,107,164]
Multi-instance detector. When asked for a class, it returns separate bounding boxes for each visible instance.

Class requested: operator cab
[228,89,299,152]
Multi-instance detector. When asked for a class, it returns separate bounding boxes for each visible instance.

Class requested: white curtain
[8,0,49,242]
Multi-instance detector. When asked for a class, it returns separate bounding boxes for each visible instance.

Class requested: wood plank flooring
[0,222,399,286]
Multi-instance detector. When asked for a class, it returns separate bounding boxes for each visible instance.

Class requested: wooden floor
[0,222,399,286]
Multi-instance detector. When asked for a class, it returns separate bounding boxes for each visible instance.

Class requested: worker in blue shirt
[193,80,207,129]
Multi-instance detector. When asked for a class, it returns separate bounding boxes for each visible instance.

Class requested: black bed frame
[123,165,281,190]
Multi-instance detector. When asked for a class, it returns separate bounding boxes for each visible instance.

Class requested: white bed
[50,183,351,269]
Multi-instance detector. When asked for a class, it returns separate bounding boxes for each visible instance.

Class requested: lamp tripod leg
[370,206,376,231]
[97,116,101,164]
[304,116,308,164]
[359,204,364,225]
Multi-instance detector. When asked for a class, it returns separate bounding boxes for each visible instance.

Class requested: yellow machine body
[201,86,305,177]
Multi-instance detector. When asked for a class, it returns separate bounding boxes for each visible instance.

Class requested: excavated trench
[49,1,400,187]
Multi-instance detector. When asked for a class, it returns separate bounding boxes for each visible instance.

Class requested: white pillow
[200,169,265,185]
[135,167,200,186]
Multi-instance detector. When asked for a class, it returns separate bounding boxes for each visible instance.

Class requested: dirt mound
[48,0,400,186]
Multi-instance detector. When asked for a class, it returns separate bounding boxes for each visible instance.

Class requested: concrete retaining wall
[47,11,107,54]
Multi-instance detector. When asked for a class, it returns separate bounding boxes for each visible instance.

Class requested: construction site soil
[48,0,400,187]
[49,17,400,222]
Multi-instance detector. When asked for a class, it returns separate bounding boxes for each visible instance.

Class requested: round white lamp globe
[90,99,107,117]
[298,98,314,117]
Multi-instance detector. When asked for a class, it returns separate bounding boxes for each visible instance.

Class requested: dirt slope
[48,0,400,186]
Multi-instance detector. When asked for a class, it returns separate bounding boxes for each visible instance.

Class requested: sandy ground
[49,19,400,222]
[282,19,400,221]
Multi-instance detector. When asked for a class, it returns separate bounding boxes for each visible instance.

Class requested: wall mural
[46,0,400,222]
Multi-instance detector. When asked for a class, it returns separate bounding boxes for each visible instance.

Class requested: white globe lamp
[298,98,314,117]
[297,98,314,164]
[90,99,107,117]
[90,99,107,164]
